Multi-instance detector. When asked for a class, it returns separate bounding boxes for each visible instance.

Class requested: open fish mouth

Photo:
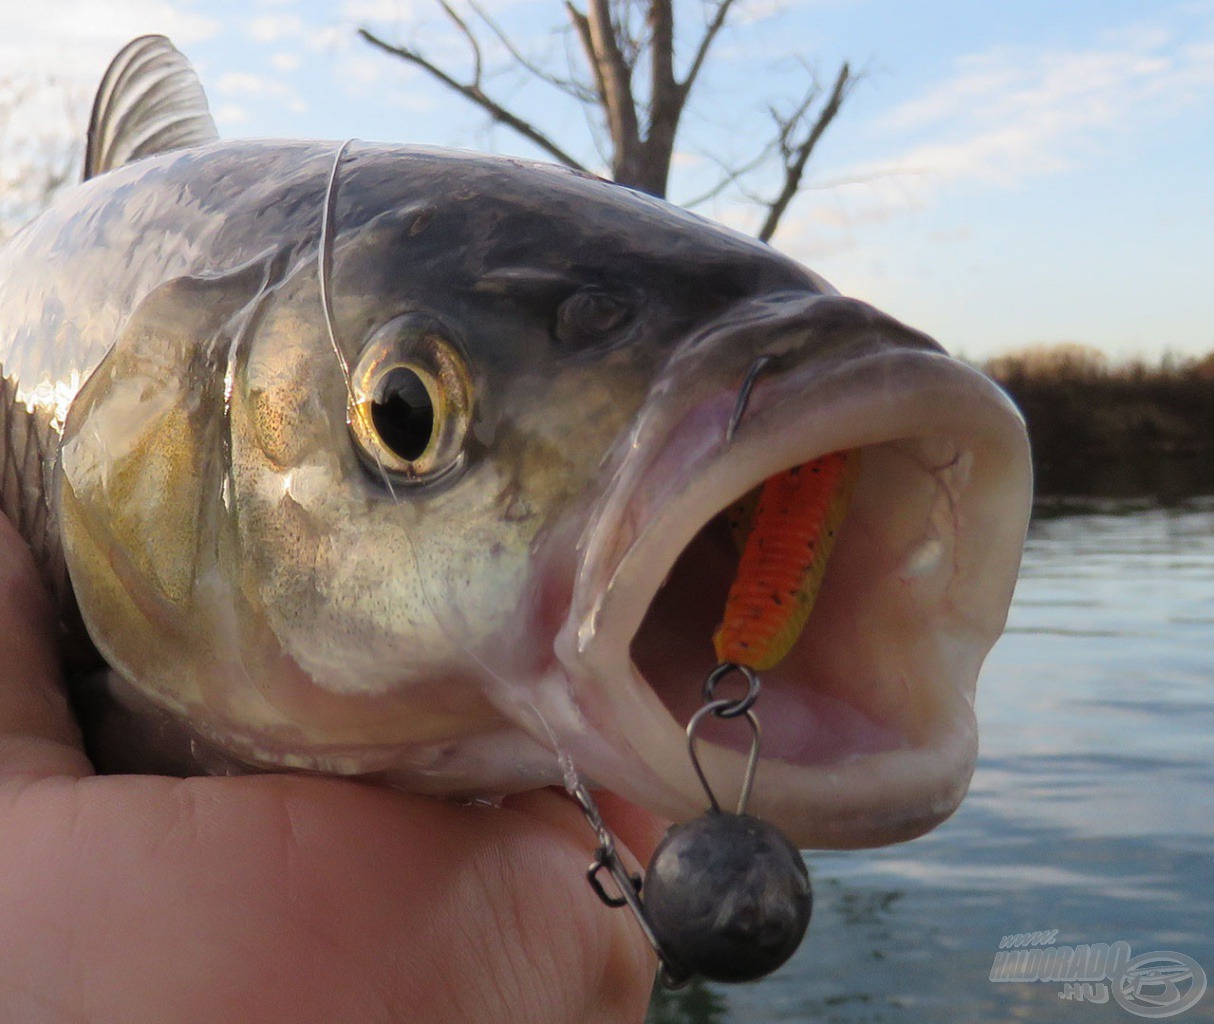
[551,294,1032,849]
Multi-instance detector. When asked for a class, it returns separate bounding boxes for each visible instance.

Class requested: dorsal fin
[84,35,219,181]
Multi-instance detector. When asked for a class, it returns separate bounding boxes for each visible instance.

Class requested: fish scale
[714,449,860,671]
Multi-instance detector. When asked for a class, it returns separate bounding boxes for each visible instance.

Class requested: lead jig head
[574,663,812,987]
[643,808,812,983]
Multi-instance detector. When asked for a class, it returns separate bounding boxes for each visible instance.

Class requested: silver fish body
[0,39,1031,849]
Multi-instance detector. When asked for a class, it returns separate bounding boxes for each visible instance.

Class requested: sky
[2,0,1212,362]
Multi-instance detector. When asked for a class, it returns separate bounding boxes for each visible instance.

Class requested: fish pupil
[372,367,434,462]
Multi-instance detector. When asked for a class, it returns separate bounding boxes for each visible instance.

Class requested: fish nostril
[553,288,635,351]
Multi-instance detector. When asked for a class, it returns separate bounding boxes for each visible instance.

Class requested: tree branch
[642,0,679,192]
[358,27,590,172]
[680,0,736,99]
[582,0,642,182]
[679,137,779,209]
[758,61,853,242]
[566,3,610,110]
[649,0,676,105]
[437,0,482,85]
[468,0,597,103]
[361,4,859,225]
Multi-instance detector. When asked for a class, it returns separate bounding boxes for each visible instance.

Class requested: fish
[0,35,1031,850]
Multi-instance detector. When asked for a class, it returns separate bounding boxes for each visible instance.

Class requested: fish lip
[549,295,1032,848]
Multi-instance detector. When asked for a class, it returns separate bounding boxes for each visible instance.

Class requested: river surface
[648,497,1214,1023]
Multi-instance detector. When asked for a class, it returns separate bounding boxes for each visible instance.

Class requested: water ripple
[655,502,1214,1024]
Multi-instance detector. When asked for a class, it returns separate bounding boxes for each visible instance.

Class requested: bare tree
[0,76,85,239]
[359,1,856,242]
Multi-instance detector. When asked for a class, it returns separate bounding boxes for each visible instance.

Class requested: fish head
[58,145,1031,848]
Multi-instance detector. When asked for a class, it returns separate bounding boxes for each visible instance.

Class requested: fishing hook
[726,355,773,442]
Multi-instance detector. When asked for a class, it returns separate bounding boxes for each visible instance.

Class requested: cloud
[842,20,1214,210]
[213,67,308,121]
[339,0,439,22]
[247,13,304,42]
[216,70,292,97]
[763,11,1214,271]
[0,0,218,81]
[0,0,221,182]
[928,226,972,244]
[670,151,706,170]
[342,0,419,19]
[732,0,794,24]
[270,51,302,71]
[213,102,250,126]
[730,0,863,28]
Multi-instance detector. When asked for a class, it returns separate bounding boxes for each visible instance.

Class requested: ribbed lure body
[713,450,860,670]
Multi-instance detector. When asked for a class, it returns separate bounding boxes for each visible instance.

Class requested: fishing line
[318,140,504,689]
[317,141,463,690]
[318,139,355,397]
[317,137,398,501]
[318,140,505,692]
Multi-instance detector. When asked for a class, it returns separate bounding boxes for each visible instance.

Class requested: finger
[0,774,657,1024]
[0,512,90,778]
[595,787,667,867]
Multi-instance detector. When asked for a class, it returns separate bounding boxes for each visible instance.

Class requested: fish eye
[554,288,634,350]
[348,314,472,485]
[370,367,434,462]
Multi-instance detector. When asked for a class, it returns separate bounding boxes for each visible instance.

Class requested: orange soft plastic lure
[713,449,860,670]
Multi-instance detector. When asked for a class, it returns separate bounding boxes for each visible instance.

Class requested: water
[648,498,1214,1022]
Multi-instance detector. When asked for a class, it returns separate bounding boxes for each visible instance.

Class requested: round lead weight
[643,810,812,983]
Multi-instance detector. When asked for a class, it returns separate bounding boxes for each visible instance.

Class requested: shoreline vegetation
[977,344,1214,500]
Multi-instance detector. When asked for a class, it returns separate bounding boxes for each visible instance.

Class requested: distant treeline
[978,344,1214,498]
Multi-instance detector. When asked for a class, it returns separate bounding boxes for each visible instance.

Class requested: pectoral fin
[60,258,275,616]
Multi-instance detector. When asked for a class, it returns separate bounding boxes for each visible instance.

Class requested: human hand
[0,513,662,1023]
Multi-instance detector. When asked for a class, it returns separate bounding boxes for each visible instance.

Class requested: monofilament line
[318,138,398,500]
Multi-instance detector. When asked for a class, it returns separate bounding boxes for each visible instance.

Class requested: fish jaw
[538,293,1031,849]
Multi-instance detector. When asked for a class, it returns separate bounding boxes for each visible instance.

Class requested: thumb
[0,512,91,778]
